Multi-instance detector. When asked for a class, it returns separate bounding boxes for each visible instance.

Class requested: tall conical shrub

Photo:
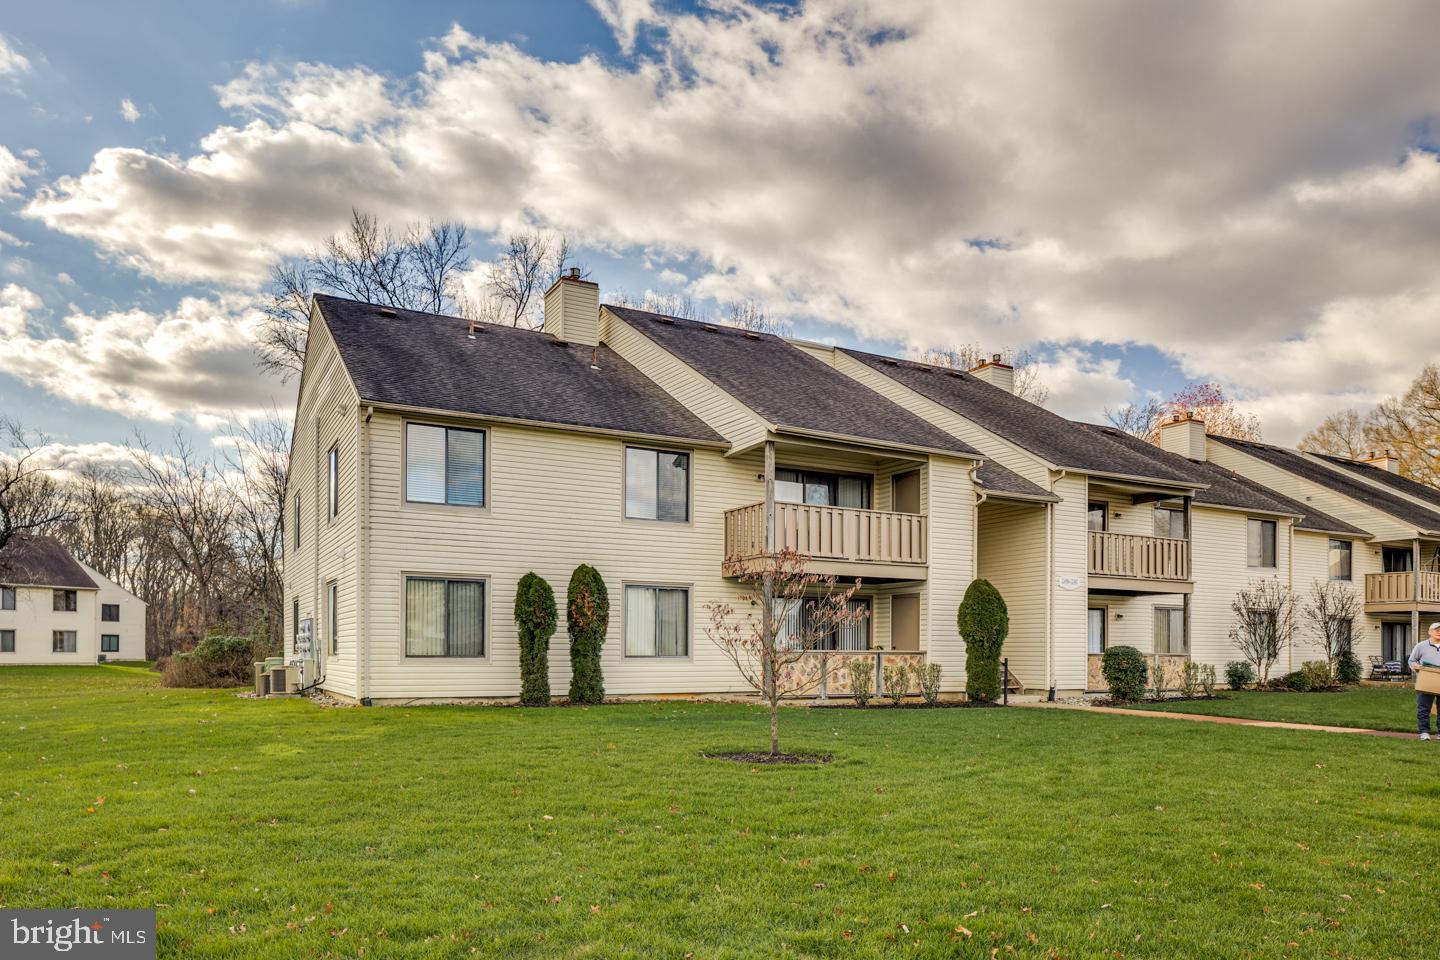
[566,564,609,704]
[957,578,1008,702]
[514,572,557,706]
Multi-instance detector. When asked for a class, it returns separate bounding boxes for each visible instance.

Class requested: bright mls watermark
[2,911,155,958]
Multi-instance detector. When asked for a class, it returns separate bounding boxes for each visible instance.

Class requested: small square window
[0,629,14,653]
[52,630,77,653]
[625,447,690,521]
[53,589,77,612]
[101,634,120,653]
[101,603,120,622]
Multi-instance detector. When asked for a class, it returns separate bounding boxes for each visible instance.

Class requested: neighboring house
[0,535,147,664]
[282,276,1440,702]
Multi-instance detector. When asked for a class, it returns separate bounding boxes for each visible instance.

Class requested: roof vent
[657,316,675,325]
[377,307,398,318]
[589,346,600,371]
[743,332,761,341]
[882,358,898,366]
[948,371,964,379]
[703,325,718,333]
[551,337,569,347]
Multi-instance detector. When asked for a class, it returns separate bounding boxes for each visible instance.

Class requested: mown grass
[1129,684,1426,732]
[1,665,1436,958]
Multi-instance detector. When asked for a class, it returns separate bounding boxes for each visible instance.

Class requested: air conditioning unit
[254,662,267,697]
[268,666,288,693]
[97,654,108,663]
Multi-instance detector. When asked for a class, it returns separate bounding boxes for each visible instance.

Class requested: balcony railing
[1088,531,1189,581]
[1365,571,1440,606]
[723,502,928,569]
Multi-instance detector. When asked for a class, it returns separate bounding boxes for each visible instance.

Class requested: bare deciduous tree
[1104,398,1166,440]
[0,418,74,554]
[465,230,583,328]
[1365,363,1440,489]
[1229,579,1295,683]
[222,411,292,651]
[1298,579,1360,681]
[913,345,1050,406]
[258,210,471,378]
[1298,408,1371,460]
[720,298,790,336]
[705,548,867,756]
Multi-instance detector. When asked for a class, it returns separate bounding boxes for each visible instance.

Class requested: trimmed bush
[882,663,908,705]
[514,572,557,706]
[1301,659,1332,690]
[566,564,609,704]
[1275,669,1311,692]
[848,658,874,706]
[1199,663,1217,698]
[957,579,1008,703]
[1224,660,1255,691]
[1100,645,1148,702]
[916,663,943,705]
[1335,649,1362,685]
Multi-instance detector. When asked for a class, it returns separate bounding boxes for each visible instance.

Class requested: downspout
[1048,469,1068,700]
[1287,519,1296,673]
[970,460,987,691]
[357,405,372,705]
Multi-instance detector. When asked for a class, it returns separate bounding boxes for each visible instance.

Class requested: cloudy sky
[3,0,1439,458]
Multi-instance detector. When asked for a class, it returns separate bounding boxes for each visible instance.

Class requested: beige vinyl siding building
[0,536,147,664]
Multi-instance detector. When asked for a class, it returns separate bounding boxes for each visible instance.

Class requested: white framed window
[327,580,339,654]
[101,634,120,653]
[293,494,301,550]
[405,423,486,507]
[624,585,690,657]
[624,446,690,522]
[1153,507,1185,539]
[1154,607,1186,655]
[1087,607,1106,654]
[404,577,486,657]
[1,586,14,610]
[1328,539,1353,581]
[327,445,339,519]
[0,630,14,653]
[52,630,77,653]
[1246,519,1277,568]
[53,589,77,612]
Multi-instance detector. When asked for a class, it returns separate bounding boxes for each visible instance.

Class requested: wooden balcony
[723,502,928,581]
[1087,531,1191,593]
[1364,571,1440,613]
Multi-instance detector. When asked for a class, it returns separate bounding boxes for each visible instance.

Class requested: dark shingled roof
[316,295,725,446]
[1313,454,1440,513]
[976,463,1060,502]
[1089,426,1370,537]
[607,306,980,458]
[1212,436,1440,534]
[0,535,96,589]
[841,350,1199,486]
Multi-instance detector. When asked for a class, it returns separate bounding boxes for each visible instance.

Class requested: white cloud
[120,98,141,122]
[0,34,31,76]
[17,2,1440,443]
[1032,348,1137,422]
[0,144,33,196]
[0,283,289,423]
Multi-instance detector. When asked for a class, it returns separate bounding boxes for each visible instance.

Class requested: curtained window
[775,468,871,508]
[406,424,486,507]
[625,447,690,521]
[405,578,486,657]
[1153,607,1186,655]
[1328,540,1352,581]
[1247,519,1277,568]
[1153,508,1186,539]
[52,630,77,653]
[624,585,689,657]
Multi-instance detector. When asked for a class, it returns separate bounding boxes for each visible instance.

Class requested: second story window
[328,445,339,518]
[101,603,120,622]
[53,589,77,612]
[1,586,13,610]
[1247,518,1277,568]
[1328,539,1353,581]
[406,423,486,507]
[625,447,690,521]
[1087,502,1108,532]
[293,494,301,549]
[1153,507,1185,539]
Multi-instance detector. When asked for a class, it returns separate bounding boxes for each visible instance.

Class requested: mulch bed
[1092,695,1228,707]
[701,751,833,765]
[811,700,1005,710]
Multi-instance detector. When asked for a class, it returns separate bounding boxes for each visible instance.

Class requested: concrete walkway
[1014,699,1420,740]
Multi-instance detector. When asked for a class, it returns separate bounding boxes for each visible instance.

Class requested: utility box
[1416,666,1440,695]
[253,662,266,697]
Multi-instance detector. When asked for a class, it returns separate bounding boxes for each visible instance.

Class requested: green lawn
[2,667,1436,959]
[1129,684,1425,732]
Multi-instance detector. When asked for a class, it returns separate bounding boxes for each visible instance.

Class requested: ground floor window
[625,585,691,657]
[1087,608,1106,654]
[1154,607,1187,655]
[1381,622,1411,663]
[52,630,77,653]
[775,597,872,651]
[405,577,485,657]
[101,634,120,653]
[327,581,339,654]
[0,629,13,652]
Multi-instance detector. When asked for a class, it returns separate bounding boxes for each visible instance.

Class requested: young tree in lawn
[705,548,867,757]
[515,572,557,706]
[1298,579,1360,683]
[1229,579,1295,684]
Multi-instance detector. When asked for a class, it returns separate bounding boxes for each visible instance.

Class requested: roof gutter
[770,423,980,462]
[361,400,732,451]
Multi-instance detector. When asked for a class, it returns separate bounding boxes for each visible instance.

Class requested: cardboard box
[1416,666,1440,695]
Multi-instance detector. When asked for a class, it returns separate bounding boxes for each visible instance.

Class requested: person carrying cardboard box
[1409,623,1440,740]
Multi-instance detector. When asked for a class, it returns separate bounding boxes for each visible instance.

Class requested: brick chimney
[542,268,600,346]
[969,353,1015,394]
[1363,449,1401,474]
[1158,411,1208,461]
